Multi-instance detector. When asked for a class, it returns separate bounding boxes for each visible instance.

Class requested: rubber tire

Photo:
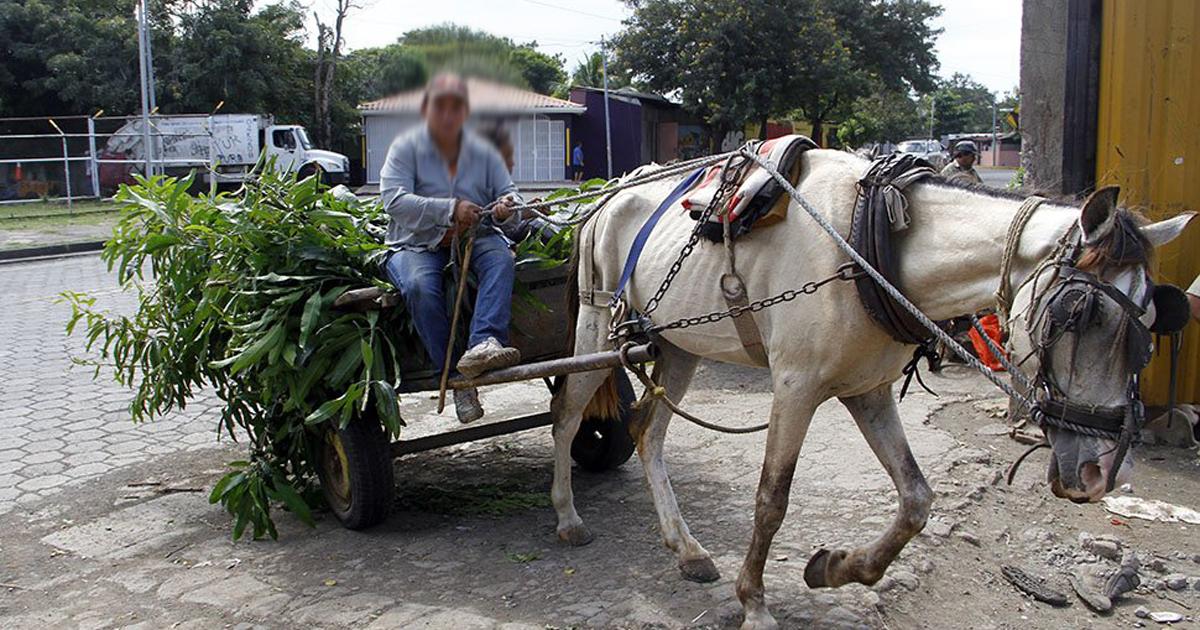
[298,163,328,187]
[570,369,638,473]
[317,415,394,530]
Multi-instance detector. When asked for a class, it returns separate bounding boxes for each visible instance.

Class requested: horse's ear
[1080,186,1120,245]
[1140,212,1196,247]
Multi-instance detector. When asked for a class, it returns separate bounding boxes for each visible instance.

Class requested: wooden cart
[316,265,646,529]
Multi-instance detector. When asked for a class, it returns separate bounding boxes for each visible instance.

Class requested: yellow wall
[1096,0,1200,405]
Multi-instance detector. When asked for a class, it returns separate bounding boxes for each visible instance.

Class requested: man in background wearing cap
[379,73,522,423]
[940,140,983,185]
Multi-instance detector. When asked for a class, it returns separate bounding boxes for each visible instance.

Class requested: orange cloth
[968,313,1006,371]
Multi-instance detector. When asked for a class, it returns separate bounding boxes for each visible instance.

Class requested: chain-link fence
[0,114,233,205]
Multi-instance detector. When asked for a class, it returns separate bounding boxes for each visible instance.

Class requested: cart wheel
[317,415,394,530]
[571,369,638,472]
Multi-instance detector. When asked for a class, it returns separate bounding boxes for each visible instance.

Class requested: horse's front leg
[549,304,610,546]
[736,375,819,630]
[804,383,932,588]
[632,344,719,582]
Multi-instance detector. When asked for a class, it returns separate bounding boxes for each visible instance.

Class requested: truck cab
[265,125,350,184]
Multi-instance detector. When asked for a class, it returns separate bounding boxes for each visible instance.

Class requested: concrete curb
[0,240,106,264]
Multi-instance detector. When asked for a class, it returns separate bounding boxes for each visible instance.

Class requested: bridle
[1000,203,1165,493]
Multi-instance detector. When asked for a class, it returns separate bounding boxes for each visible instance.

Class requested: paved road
[0,253,993,628]
[0,255,220,514]
[978,167,1018,189]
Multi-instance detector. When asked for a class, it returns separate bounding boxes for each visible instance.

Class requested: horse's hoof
[804,548,847,588]
[679,556,721,583]
[740,611,780,630]
[557,525,595,547]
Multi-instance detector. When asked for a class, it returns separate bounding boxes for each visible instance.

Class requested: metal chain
[641,151,751,316]
[651,264,859,333]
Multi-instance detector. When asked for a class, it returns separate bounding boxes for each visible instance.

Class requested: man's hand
[491,196,518,222]
[453,199,482,230]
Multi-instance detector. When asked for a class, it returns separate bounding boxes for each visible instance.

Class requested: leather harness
[848,154,938,345]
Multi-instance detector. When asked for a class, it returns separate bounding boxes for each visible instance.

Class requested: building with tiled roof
[359,77,586,184]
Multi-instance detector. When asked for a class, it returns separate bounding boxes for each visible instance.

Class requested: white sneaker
[455,337,521,379]
[454,387,484,424]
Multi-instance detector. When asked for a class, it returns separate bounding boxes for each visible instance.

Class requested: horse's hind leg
[633,344,718,582]
[735,375,819,630]
[549,304,611,546]
[804,383,932,588]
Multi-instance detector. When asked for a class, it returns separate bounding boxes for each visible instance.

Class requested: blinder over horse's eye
[1048,286,1101,332]
[1150,284,1190,334]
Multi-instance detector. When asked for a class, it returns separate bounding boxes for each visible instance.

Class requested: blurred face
[423,94,468,144]
[956,152,976,168]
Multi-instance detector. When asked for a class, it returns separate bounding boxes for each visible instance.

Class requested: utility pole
[601,42,613,179]
[136,0,155,177]
[928,96,936,140]
[991,100,999,166]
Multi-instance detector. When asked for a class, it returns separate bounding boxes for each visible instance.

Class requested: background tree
[788,0,942,143]
[313,0,359,148]
[614,0,941,146]
[567,51,630,92]
[0,0,155,115]
[836,87,924,147]
[925,73,996,137]
[614,0,822,143]
[399,24,564,94]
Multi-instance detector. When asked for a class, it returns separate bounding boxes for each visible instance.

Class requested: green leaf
[266,479,314,527]
[228,322,286,374]
[299,290,324,349]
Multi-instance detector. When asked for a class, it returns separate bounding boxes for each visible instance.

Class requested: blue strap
[610,166,706,307]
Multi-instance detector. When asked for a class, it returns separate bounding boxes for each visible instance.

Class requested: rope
[995,196,1046,319]
[619,343,770,434]
[498,151,737,227]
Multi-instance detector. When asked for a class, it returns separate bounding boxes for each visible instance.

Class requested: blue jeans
[384,233,515,370]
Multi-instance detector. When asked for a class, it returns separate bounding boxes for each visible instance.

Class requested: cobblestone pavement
[5,254,1195,629]
[0,254,221,515]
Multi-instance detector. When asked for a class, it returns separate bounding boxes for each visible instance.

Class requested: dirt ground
[2,361,1200,629]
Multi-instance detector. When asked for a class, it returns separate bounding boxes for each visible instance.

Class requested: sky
[314,0,1022,95]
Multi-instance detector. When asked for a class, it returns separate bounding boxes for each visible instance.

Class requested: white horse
[550,148,1193,629]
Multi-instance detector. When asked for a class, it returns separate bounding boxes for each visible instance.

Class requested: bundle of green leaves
[62,170,604,539]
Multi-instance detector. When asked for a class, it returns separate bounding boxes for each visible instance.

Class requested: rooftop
[359,77,585,116]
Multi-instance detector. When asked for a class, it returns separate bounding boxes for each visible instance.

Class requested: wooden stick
[437,233,475,413]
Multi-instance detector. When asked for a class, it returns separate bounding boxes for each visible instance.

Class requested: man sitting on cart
[380,73,522,423]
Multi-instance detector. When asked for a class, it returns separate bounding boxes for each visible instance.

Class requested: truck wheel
[571,369,638,473]
[317,414,394,530]
[298,163,328,186]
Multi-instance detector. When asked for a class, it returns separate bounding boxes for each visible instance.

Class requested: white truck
[105,114,350,186]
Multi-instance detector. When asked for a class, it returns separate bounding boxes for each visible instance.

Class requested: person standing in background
[571,140,584,182]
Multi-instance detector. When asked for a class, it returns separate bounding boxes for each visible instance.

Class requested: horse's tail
[564,223,621,421]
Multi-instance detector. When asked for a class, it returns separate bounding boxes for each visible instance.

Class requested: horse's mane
[1077,209,1152,275]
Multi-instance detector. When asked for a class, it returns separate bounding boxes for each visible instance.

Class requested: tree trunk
[759,114,769,141]
[809,118,824,147]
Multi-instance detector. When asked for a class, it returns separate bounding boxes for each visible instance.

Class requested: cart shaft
[447,343,657,390]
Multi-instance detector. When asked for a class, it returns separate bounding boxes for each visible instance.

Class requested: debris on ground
[1100,496,1200,524]
[1000,565,1069,607]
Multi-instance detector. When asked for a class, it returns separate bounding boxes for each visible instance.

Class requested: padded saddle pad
[679,135,817,242]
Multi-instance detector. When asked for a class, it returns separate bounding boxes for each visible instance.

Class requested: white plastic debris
[1100,496,1200,525]
[1148,611,1184,623]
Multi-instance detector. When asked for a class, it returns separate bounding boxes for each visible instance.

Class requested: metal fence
[0,114,226,206]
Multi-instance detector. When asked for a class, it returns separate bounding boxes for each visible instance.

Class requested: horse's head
[1009,187,1194,503]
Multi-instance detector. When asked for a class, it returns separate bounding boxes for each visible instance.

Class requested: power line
[516,0,623,23]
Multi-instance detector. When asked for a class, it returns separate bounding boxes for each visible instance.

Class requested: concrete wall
[1019,0,1069,193]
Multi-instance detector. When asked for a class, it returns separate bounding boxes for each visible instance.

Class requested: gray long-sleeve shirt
[379,125,520,250]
